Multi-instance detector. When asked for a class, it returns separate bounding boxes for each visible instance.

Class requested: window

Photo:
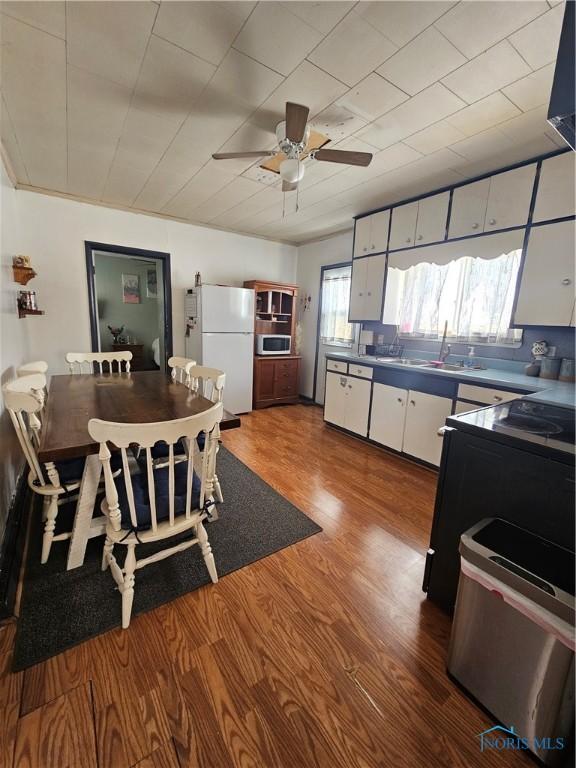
[320,265,354,347]
[388,248,523,346]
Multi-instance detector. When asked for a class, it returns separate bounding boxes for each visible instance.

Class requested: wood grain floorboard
[3,405,532,767]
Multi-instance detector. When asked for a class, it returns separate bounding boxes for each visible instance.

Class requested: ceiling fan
[212,102,373,192]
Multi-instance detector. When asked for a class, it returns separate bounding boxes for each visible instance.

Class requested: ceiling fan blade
[314,149,373,167]
[282,180,298,192]
[212,151,275,160]
[285,102,309,144]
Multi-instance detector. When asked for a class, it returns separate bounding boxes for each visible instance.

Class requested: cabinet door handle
[367,291,372,296]
[472,222,479,230]
[397,398,403,404]
[417,234,423,241]
[488,218,496,226]
[371,244,375,249]
[562,278,572,285]
[438,426,447,436]
[363,246,368,252]
[406,238,411,243]
[348,384,352,389]
[359,291,363,296]
[493,395,502,402]
[410,399,415,406]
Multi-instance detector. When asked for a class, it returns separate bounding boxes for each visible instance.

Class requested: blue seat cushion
[115,461,202,531]
[150,434,206,458]
[55,457,86,485]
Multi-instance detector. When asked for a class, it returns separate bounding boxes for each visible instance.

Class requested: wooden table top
[38,371,241,462]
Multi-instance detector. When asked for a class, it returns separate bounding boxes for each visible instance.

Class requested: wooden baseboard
[0,470,31,619]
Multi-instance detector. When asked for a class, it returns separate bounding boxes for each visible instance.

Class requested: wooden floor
[1,404,531,768]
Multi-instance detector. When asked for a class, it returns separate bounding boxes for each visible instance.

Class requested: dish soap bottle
[465,345,476,368]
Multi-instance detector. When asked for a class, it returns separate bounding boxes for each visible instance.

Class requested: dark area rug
[13,447,321,670]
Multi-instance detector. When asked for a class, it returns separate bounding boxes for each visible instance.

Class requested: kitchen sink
[375,357,430,366]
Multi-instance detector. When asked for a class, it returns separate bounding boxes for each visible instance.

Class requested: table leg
[67,454,102,570]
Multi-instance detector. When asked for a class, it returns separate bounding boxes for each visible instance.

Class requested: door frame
[84,241,173,367]
[311,259,354,403]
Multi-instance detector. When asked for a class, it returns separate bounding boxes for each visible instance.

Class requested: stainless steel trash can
[448,518,575,766]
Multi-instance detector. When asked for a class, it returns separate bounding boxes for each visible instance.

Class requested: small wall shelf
[18,307,44,319]
[12,265,37,285]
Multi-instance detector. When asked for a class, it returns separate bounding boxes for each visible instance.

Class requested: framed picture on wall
[122,273,140,304]
[146,268,158,299]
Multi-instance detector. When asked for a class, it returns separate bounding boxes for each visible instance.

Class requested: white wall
[16,190,297,373]
[296,230,353,401]
[0,161,29,524]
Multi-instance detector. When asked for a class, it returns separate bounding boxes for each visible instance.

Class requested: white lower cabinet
[368,383,406,451]
[402,391,453,466]
[324,372,371,436]
[369,384,453,466]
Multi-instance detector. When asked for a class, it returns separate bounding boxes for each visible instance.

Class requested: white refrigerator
[185,285,254,414]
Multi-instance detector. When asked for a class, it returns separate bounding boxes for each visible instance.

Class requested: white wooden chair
[66,351,132,374]
[167,356,196,385]
[188,366,226,504]
[88,401,224,628]
[17,360,48,377]
[3,376,85,563]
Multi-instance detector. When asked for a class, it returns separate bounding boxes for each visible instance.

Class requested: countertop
[325,350,576,409]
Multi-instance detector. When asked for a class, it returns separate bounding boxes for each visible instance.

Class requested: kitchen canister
[559,358,575,383]
[539,356,562,380]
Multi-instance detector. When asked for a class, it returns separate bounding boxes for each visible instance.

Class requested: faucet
[438,321,450,363]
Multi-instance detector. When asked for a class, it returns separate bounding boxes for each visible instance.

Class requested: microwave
[256,334,291,355]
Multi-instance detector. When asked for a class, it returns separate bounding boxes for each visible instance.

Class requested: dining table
[37,371,241,570]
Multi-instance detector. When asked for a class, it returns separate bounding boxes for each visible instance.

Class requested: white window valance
[388,230,525,270]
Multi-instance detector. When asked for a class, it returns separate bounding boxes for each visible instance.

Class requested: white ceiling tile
[133,166,201,212]
[446,92,521,138]
[233,2,322,76]
[191,177,264,222]
[441,41,532,104]
[435,0,549,59]
[281,2,355,34]
[336,73,408,122]
[457,135,559,178]
[449,127,516,162]
[67,66,132,198]
[377,27,466,96]
[1,1,65,38]
[100,163,153,206]
[508,4,564,70]
[251,60,348,133]
[1,16,66,189]
[502,64,555,112]
[404,120,467,154]
[209,48,284,112]
[309,105,367,142]
[153,1,255,67]
[0,96,30,183]
[162,162,236,218]
[358,83,465,149]
[211,187,284,227]
[497,104,555,143]
[131,35,216,124]
[357,1,456,47]
[307,10,398,87]
[66,1,157,89]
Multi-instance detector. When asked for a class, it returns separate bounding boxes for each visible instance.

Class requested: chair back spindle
[2,376,48,485]
[167,356,196,386]
[188,366,226,403]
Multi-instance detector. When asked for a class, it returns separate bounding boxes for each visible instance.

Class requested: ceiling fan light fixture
[279,158,304,184]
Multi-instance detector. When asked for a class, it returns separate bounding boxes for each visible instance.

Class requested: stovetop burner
[499,413,564,436]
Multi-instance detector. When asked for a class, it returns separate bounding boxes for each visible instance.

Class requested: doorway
[312,261,358,404]
[85,242,172,372]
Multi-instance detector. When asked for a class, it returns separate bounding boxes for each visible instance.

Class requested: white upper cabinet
[415,192,450,245]
[389,201,419,250]
[484,164,536,232]
[514,220,576,327]
[353,216,371,258]
[449,178,490,238]
[353,210,390,257]
[349,253,386,321]
[533,153,576,223]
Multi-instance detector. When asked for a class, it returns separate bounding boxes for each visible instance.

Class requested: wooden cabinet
[414,192,449,245]
[112,343,146,371]
[389,201,419,250]
[402,391,453,466]
[449,178,490,239]
[353,210,390,257]
[349,253,386,321]
[253,356,300,408]
[324,372,371,436]
[484,164,536,232]
[369,383,452,466]
[369,383,406,451]
[533,152,576,223]
[514,220,576,326]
